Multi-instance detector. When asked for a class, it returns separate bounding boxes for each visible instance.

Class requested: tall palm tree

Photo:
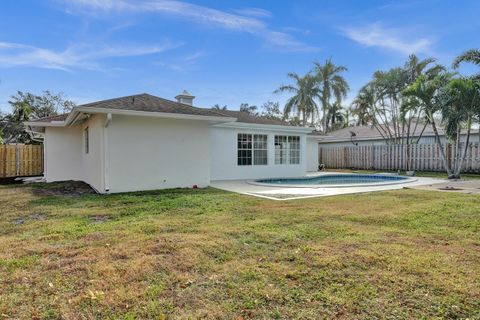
[402,73,455,176]
[313,59,350,133]
[275,73,321,126]
[452,49,480,69]
[441,77,480,178]
[404,54,445,83]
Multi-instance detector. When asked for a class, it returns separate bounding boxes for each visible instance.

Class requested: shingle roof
[79,93,227,118]
[28,93,302,128]
[211,109,291,126]
[321,124,445,142]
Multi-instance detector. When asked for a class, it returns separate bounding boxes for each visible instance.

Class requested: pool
[252,173,416,188]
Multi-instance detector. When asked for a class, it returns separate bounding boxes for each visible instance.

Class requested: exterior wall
[107,115,211,193]
[210,126,307,180]
[44,126,83,182]
[306,138,319,172]
[80,114,105,192]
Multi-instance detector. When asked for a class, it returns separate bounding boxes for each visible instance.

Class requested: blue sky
[0,0,479,113]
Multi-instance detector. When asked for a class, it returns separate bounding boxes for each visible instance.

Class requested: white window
[275,135,300,164]
[253,134,268,165]
[84,127,89,154]
[237,133,268,166]
[289,136,300,164]
[274,135,288,164]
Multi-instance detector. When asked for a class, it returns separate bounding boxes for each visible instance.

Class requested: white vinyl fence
[319,143,480,172]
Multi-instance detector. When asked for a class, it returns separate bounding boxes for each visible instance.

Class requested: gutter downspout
[103,113,112,193]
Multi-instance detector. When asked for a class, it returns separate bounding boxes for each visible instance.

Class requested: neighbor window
[275,135,300,164]
[237,133,268,166]
[84,127,89,154]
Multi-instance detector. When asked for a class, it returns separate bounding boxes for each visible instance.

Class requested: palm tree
[313,59,350,133]
[452,49,480,69]
[441,77,480,178]
[351,85,376,126]
[275,73,321,126]
[328,101,345,128]
[404,54,445,83]
[402,73,455,177]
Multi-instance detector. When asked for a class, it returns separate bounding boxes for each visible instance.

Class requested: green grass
[0,182,479,319]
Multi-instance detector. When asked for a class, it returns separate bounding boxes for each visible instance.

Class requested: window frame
[274,135,301,165]
[237,133,268,166]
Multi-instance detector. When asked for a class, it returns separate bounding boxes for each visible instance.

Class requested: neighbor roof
[321,124,445,142]
[29,113,69,123]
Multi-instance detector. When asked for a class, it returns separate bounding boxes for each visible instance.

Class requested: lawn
[0,182,479,319]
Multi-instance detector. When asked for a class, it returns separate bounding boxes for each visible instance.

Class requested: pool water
[255,174,409,186]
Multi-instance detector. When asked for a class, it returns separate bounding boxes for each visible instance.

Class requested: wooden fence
[0,145,44,178]
[319,143,480,173]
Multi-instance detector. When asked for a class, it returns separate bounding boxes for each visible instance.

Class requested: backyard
[0,182,479,319]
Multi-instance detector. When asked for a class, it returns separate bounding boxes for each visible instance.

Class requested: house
[25,92,321,193]
[319,125,479,148]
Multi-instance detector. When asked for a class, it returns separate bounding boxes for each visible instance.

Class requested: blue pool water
[256,174,408,186]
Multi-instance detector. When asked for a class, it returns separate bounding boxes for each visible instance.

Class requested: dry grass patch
[0,182,479,319]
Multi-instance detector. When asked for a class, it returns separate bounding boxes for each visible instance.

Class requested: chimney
[175,90,195,106]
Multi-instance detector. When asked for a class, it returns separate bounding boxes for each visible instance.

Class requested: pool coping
[247,173,418,188]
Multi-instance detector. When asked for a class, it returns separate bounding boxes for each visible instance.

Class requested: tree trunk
[431,118,453,177]
[454,117,472,178]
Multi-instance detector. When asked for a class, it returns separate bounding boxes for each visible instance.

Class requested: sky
[0,0,479,113]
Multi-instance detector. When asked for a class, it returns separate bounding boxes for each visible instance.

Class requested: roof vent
[175,90,195,106]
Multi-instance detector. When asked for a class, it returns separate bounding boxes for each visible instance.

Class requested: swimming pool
[252,173,415,188]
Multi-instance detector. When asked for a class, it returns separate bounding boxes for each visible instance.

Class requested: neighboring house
[25,92,321,193]
[319,125,479,147]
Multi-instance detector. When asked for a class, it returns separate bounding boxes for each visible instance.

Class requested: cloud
[0,41,179,71]
[233,7,272,18]
[156,50,207,72]
[61,0,316,52]
[341,23,433,54]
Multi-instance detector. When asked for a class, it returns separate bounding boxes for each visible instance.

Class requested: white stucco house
[25,92,321,193]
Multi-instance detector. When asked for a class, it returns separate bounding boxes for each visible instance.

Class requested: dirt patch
[12,213,46,225]
[88,215,111,224]
[32,181,96,196]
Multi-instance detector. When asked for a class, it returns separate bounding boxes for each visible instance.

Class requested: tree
[275,72,321,126]
[313,59,349,132]
[0,91,75,144]
[327,101,345,129]
[402,73,461,177]
[239,103,258,116]
[212,104,227,110]
[440,77,480,178]
[351,86,376,126]
[452,49,480,70]
[259,101,283,120]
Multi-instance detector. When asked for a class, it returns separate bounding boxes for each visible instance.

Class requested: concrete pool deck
[210,172,446,200]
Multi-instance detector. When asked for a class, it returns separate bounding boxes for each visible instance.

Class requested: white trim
[24,121,66,127]
[103,113,112,193]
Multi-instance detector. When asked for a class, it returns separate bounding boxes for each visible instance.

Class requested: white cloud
[233,7,272,18]
[341,23,433,55]
[0,41,179,71]
[61,0,316,52]
[155,50,207,72]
